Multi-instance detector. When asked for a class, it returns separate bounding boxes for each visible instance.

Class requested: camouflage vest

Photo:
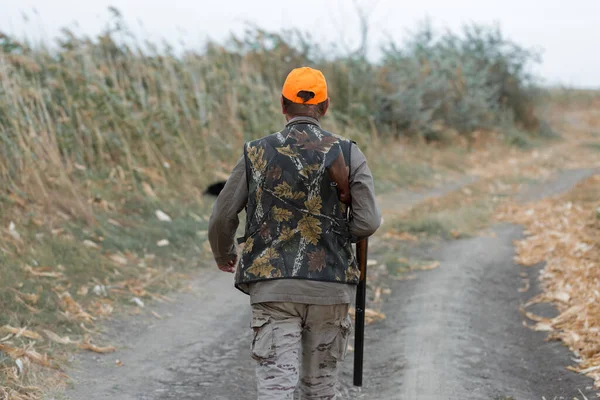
[235,120,358,294]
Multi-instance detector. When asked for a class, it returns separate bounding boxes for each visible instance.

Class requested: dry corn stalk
[497,175,600,387]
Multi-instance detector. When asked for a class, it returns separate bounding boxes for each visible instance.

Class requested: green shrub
[376,22,541,139]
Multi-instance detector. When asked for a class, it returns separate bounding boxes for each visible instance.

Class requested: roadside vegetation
[494,97,600,389]
[0,8,562,398]
[498,173,600,389]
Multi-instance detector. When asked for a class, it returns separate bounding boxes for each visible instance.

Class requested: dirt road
[65,170,597,400]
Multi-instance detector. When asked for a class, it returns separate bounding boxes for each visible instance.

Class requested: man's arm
[208,155,248,270]
[349,145,381,239]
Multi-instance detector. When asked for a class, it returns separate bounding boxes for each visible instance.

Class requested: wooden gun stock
[327,152,351,205]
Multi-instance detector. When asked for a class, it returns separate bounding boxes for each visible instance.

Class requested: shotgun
[327,151,368,387]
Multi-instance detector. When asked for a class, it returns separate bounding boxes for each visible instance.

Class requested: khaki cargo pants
[250,302,352,400]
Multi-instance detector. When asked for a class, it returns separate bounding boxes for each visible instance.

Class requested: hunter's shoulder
[245,132,283,148]
[319,128,356,144]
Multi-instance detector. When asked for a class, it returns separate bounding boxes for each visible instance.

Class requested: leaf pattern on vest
[298,215,321,245]
[243,237,254,254]
[246,247,280,278]
[279,226,296,242]
[346,266,360,282]
[272,206,292,222]
[305,196,322,215]
[266,165,282,181]
[276,145,296,157]
[259,223,271,240]
[300,163,320,178]
[246,255,274,278]
[297,135,338,153]
[308,249,327,272]
[247,145,267,172]
[273,181,305,200]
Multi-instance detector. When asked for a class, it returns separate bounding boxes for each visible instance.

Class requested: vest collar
[285,116,321,128]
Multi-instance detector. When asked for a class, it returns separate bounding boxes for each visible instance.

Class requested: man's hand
[218,256,238,273]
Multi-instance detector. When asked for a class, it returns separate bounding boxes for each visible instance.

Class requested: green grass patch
[394,199,493,239]
[582,141,600,152]
[372,159,437,193]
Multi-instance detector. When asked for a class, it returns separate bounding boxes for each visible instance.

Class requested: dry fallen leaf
[1,325,41,340]
[0,343,55,369]
[415,261,440,271]
[23,265,64,279]
[142,182,157,198]
[57,292,94,322]
[89,300,114,317]
[151,311,163,320]
[83,240,100,249]
[109,253,128,266]
[14,295,41,314]
[108,218,122,227]
[80,336,116,354]
[77,286,89,296]
[10,289,39,305]
[532,322,554,332]
[550,291,570,303]
[8,193,27,208]
[373,287,382,303]
[43,329,77,345]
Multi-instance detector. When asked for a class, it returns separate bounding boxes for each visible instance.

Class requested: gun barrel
[353,238,368,387]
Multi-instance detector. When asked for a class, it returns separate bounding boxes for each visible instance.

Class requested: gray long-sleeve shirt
[208,117,381,304]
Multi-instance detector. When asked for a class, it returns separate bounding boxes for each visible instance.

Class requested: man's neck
[285,115,321,127]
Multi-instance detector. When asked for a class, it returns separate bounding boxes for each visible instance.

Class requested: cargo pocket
[251,318,275,361]
[330,315,352,361]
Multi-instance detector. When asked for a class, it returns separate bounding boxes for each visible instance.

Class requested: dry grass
[497,175,600,388]
[494,101,600,389]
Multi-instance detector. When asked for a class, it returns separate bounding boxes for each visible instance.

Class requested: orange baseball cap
[282,67,328,105]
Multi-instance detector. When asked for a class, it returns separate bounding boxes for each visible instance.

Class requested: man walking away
[209,67,381,399]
